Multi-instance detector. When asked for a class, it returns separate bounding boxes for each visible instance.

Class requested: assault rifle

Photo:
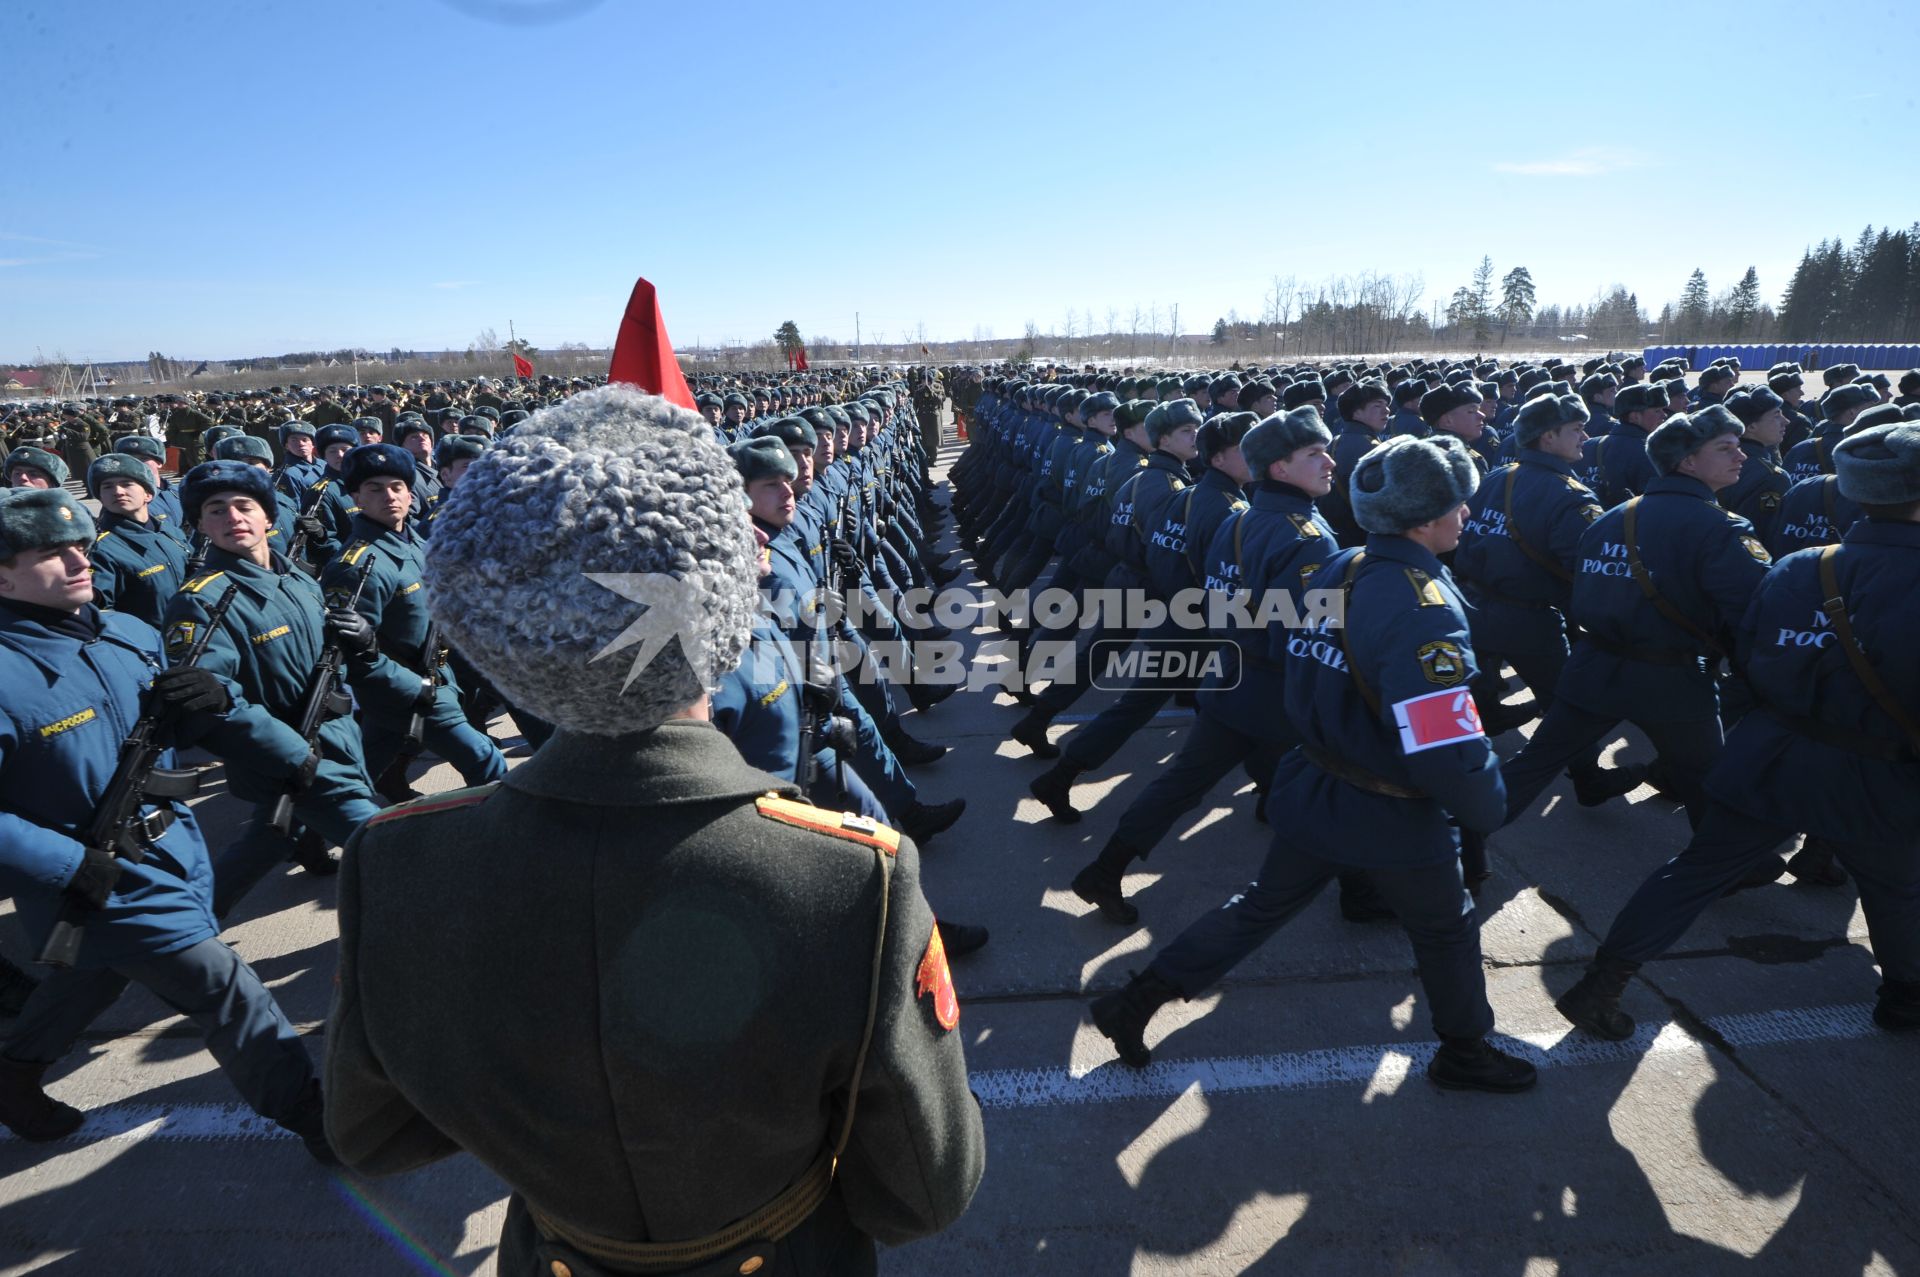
[39,582,240,968]
[269,556,375,835]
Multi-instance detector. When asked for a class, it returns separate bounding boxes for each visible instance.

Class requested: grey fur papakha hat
[423,384,759,737]
[1835,422,1920,506]
[1350,434,1481,534]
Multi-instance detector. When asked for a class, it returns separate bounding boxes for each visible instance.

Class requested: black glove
[412,678,438,712]
[290,750,321,793]
[830,538,862,582]
[64,846,123,910]
[822,714,859,754]
[149,666,231,717]
[323,607,377,659]
[295,513,327,542]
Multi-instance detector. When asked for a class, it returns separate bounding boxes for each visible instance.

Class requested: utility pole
[855,312,861,361]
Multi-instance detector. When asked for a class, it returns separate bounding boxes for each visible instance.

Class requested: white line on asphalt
[0,1003,1883,1145]
[969,1001,1884,1109]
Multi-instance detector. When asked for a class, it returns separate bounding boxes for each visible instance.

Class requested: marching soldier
[86,453,190,627]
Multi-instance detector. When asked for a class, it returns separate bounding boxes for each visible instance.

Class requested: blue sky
[4,0,1916,364]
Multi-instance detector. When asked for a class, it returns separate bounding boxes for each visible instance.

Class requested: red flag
[608,276,696,410]
[512,351,534,379]
[795,345,808,372]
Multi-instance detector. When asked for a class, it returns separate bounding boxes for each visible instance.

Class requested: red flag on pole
[512,351,534,379]
[795,345,809,372]
[608,276,696,410]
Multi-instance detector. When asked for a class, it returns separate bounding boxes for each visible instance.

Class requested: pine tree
[1726,268,1760,338]
[1497,266,1536,342]
[1677,269,1710,340]
[1471,256,1495,344]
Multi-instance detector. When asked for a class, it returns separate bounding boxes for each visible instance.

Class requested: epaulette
[1288,512,1322,538]
[181,571,228,595]
[1404,568,1450,608]
[755,793,899,855]
[308,477,331,492]
[339,541,373,566]
[366,783,500,827]
[94,530,112,542]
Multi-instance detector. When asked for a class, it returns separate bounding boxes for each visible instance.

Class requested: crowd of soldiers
[0,363,976,1158]
[951,353,1920,1090]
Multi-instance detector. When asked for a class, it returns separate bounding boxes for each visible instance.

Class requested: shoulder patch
[1759,490,1783,511]
[366,783,500,826]
[1288,512,1323,538]
[181,571,227,595]
[340,542,372,566]
[755,793,900,855]
[94,530,113,542]
[164,621,197,659]
[1404,568,1449,608]
[1741,535,1772,564]
[916,924,959,1031]
[1417,640,1468,687]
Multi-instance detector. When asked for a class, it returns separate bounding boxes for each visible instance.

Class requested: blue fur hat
[87,452,157,497]
[1647,406,1742,477]
[113,435,164,463]
[1146,397,1205,444]
[1835,422,1920,506]
[1515,393,1591,447]
[181,460,277,523]
[4,446,69,487]
[315,423,359,452]
[214,434,276,465]
[340,443,418,492]
[421,384,759,738]
[1350,434,1481,534]
[728,435,798,483]
[278,418,316,442]
[432,436,487,469]
[1198,411,1260,462]
[0,486,93,557]
[1242,407,1332,477]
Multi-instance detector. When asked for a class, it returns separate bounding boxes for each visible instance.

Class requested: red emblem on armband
[916,924,959,1030]
[1392,688,1486,754]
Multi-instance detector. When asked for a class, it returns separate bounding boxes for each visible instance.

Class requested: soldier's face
[701,405,721,425]
[745,476,795,527]
[1160,424,1200,461]
[1746,408,1787,448]
[724,407,746,426]
[1681,433,1747,492]
[1538,422,1587,464]
[0,542,93,611]
[787,447,814,496]
[7,467,53,489]
[201,493,270,554]
[98,477,151,517]
[1438,405,1483,442]
[403,434,432,461]
[355,476,413,530]
[325,443,353,468]
[1354,400,1390,431]
[440,459,474,488]
[1273,443,1335,497]
[1212,444,1253,486]
[357,429,383,446]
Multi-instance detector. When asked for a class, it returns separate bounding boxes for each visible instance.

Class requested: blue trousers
[364,684,509,790]
[1147,833,1494,1041]
[4,936,315,1124]
[1501,698,1722,828]
[1060,618,1186,771]
[214,775,382,917]
[1111,710,1283,857]
[1599,800,1920,985]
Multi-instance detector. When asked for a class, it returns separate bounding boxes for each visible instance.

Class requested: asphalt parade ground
[2,434,1917,1276]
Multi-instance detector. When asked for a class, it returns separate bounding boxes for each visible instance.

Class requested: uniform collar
[0,602,110,679]
[350,513,415,547]
[99,510,159,534]
[1362,533,1446,576]
[1842,519,1920,550]
[1645,473,1717,501]
[504,720,796,807]
[1197,466,1242,496]
[202,545,296,599]
[1518,449,1575,476]
[1249,480,1316,513]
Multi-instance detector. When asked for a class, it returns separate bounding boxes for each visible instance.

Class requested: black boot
[290,828,340,877]
[907,678,958,713]
[886,729,949,766]
[276,1078,340,1166]
[1426,1037,1539,1093]
[1555,958,1640,1041]
[930,560,962,586]
[1072,839,1142,924]
[1723,856,1787,896]
[1090,970,1182,1069]
[374,756,420,804]
[939,921,990,958]
[1787,836,1848,886]
[901,798,966,845]
[1337,871,1395,923]
[1252,786,1269,825]
[1874,979,1920,1032]
[1029,762,1084,823]
[1010,709,1059,759]
[1479,697,1541,736]
[0,1058,84,1141]
[1569,761,1647,807]
[0,954,38,1018]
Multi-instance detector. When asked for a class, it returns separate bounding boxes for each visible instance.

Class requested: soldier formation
[2,340,1918,1270]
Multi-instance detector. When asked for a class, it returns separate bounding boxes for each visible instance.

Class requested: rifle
[185,529,210,576]
[269,556,374,835]
[407,618,446,746]
[39,582,240,968]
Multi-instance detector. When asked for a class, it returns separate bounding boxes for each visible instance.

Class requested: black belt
[1300,745,1430,800]
[1580,630,1703,669]
[1764,708,1915,764]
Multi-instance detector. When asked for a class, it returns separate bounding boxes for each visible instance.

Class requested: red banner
[512,352,534,378]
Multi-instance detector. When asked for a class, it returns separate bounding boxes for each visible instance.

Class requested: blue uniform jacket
[1281,536,1507,862]
[0,605,217,966]
[1145,466,1247,602]
[1707,520,1920,843]
[1783,429,1841,484]
[1106,449,1189,574]
[1765,474,1862,558]
[1561,474,1772,720]
[90,511,190,627]
[1577,424,1656,509]
[1455,450,1603,655]
[320,516,451,720]
[1718,439,1791,541]
[164,548,367,801]
[1196,481,1336,742]
[1323,422,1381,546]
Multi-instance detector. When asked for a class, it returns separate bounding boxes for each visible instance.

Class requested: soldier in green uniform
[325,384,984,1276]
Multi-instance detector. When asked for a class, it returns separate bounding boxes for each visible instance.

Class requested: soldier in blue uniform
[1578,371,1619,438]
[273,419,324,508]
[1499,406,1773,828]
[1765,403,1911,557]
[1772,368,1816,451]
[1088,435,1536,1092]
[1454,393,1642,803]
[298,422,363,565]
[1388,378,1428,437]
[1577,382,1665,507]
[86,453,189,627]
[1785,384,1877,483]
[112,435,187,534]
[1556,419,1920,1039]
[1323,378,1390,544]
[1026,410,1253,820]
[1717,387,1792,540]
[320,444,507,792]
[393,419,443,513]
[4,445,66,491]
[212,435,300,549]
[0,487,330,1156]
[164,461,382,914]
[1420,382,1491,471]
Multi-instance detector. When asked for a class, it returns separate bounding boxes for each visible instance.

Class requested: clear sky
[5,0,1915,364]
